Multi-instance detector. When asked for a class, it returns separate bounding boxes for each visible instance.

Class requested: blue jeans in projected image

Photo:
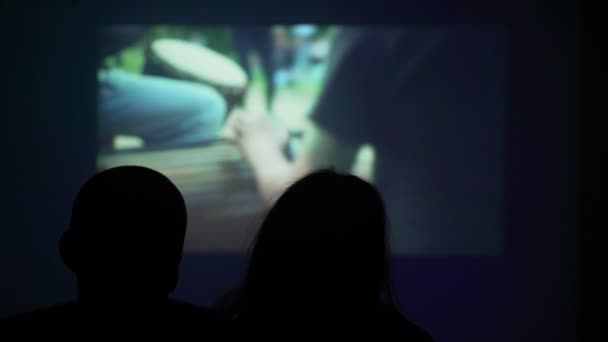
[98,68,227,149]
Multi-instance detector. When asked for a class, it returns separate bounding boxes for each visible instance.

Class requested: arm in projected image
[227,111,362,204]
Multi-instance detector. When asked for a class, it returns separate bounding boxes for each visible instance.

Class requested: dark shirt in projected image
[311,28,504,254]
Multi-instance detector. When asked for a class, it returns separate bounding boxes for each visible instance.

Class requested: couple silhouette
[1,165,432,340]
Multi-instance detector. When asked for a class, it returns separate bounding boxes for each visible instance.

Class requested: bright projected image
[97,25,504,255]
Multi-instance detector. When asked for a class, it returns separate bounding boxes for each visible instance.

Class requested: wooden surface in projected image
[97,142,268,253]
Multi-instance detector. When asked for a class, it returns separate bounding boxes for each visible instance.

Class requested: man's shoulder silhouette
[2,302,79,324]
[1,299,226,335]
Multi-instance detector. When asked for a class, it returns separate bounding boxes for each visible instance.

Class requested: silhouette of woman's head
[60,166,187,300]
[235,170,392,318]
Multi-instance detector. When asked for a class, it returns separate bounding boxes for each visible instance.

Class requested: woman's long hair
[217,170,397,320]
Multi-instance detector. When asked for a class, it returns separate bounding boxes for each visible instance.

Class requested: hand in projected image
[224,109,290,155]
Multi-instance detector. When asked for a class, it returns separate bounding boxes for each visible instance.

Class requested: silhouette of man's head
[60,166,187,302]
[239,170,391,316]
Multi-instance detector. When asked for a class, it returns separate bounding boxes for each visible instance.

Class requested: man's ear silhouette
[59,231,79,274]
